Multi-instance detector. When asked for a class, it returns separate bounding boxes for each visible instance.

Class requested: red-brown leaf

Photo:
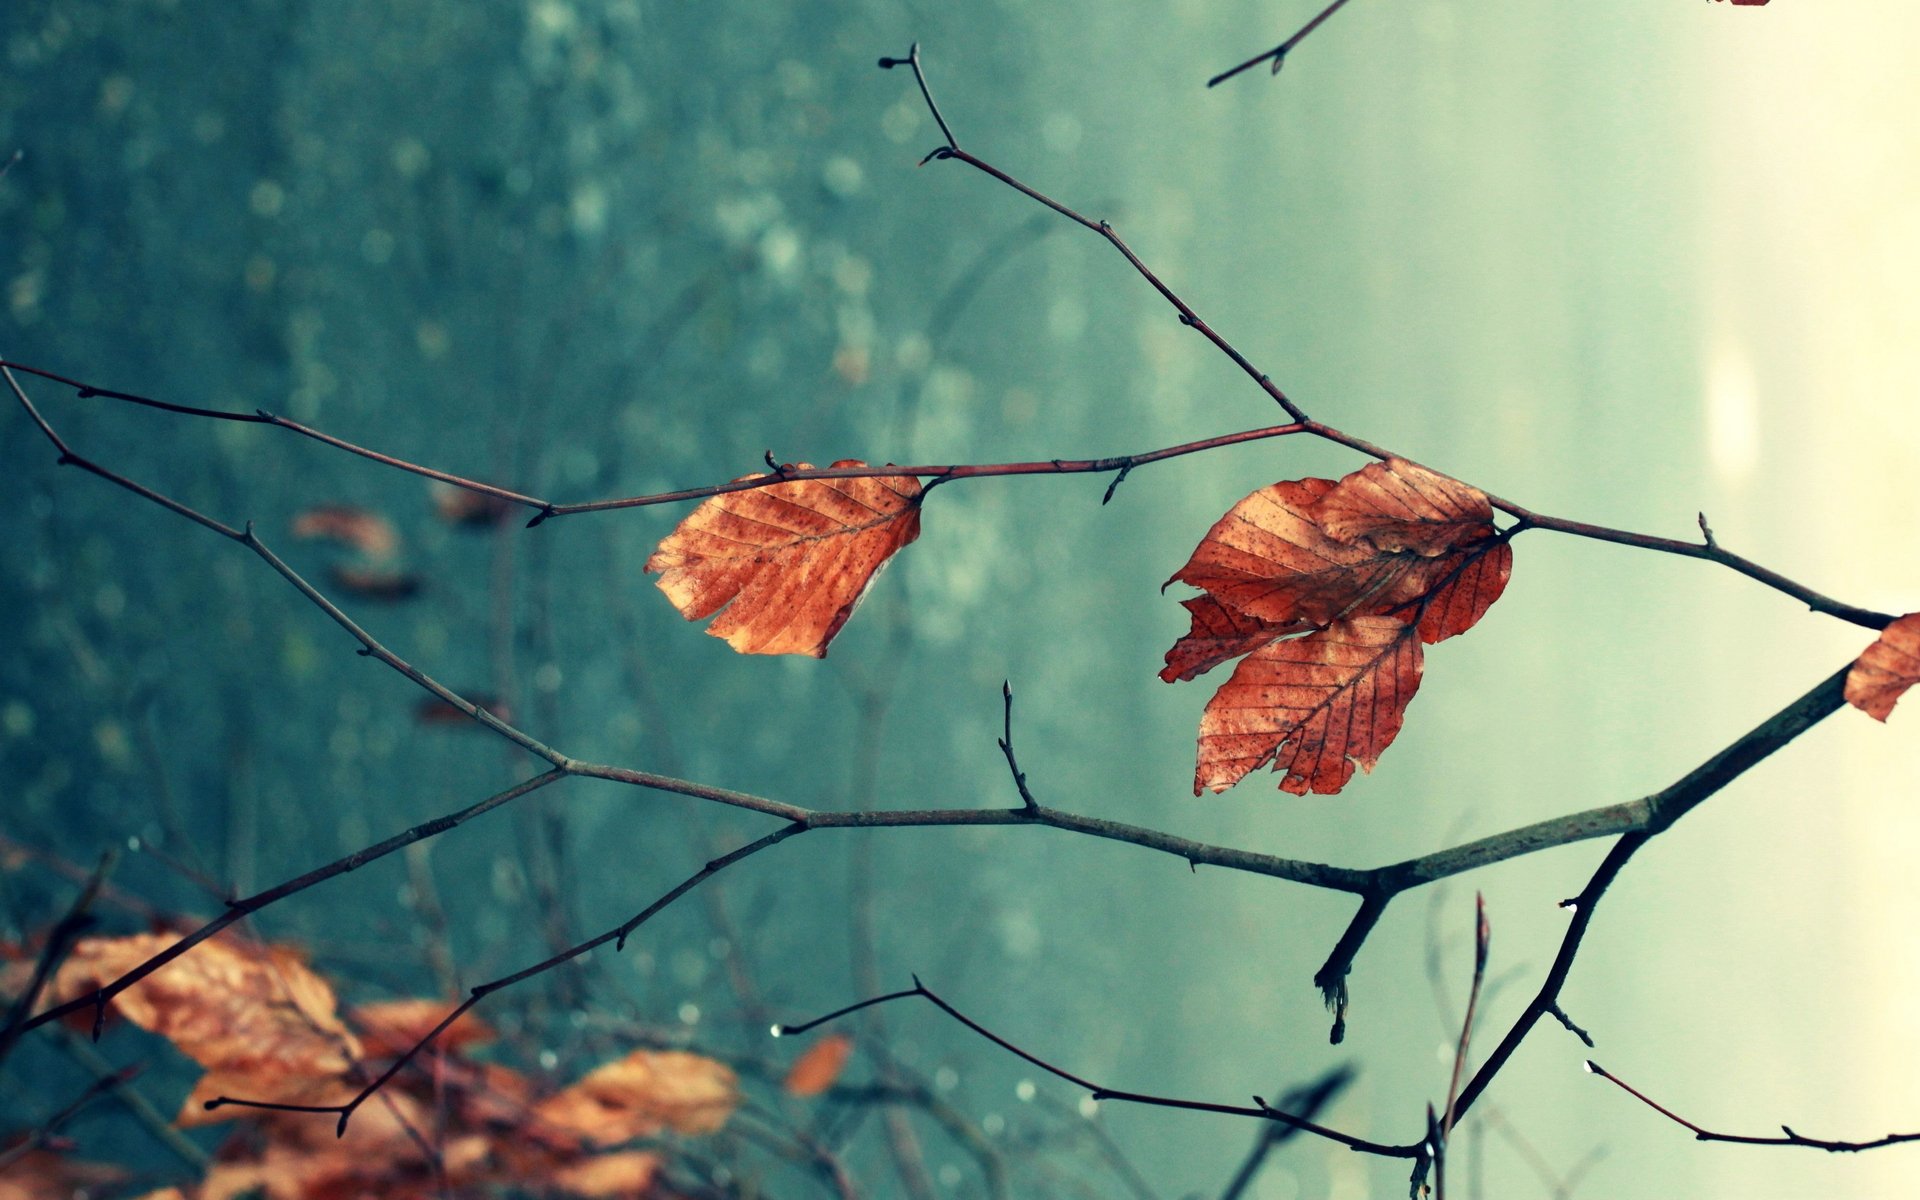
[783,1033,853,1097]
[327,563,424,601]
[291,506,399,560]
[1414,540,1513,645]
[1194,615,1424,796]
[351,998,495,1058]
[1164,477,1448,630]
[645,461,922,657]
[1160,595,1308,683]
[1310,457,1497,556]
[1846,612,1920,722]
[432,485,517,529]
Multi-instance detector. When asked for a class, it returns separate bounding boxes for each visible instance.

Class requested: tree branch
[1585,1060,1920,1153]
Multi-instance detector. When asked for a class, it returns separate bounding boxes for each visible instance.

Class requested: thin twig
[1208,0,1360,87]
[996,681,1039,812]
[780,978,1410,1157]
[1585,1060,1920,1153]
[1218,1066,1354,1200]
[1435,894,1490,1200]
[0,850,117,1070]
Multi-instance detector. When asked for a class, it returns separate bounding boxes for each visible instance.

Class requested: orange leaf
[1194,615,1423,795]
[533,1049,738,1147]
[1846,612,1920,722]
[547,1151,664,1198]
[1160,595,1307,683]
[1165,477,1442,630]
[50,932,360,1123]
[1414,540,1513,646]
[645,461,922,657]
[1310,457,1497,556]
[291,505,399,560]
[351,998,495,1058]
[783,1032,853,1097]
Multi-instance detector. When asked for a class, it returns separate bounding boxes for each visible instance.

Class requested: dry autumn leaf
[1195,615,1423,795]
[1166,458,1509,794]
[1310,456,1498,556]
[533,1049,738,1147]
[326,563,424,601]
[646,460,922,657]
[290,505,399,560]
[350,998,495,1058]
[50,932,359,1124]
[1846,612,1920,722]
[783,1032,854,1097]
[1165,477,1441,630]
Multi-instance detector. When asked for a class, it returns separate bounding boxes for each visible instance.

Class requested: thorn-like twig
[1548,1001,1594,1048]
[1101,460,1134,505]
[997,681,1040,812]
[1698,511,1718,550]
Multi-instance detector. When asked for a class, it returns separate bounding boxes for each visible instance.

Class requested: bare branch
[1585,1060,1920,1153]
[1208,0,1360,87]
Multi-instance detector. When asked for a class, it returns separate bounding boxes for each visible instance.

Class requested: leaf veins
[1165,457,1510,794]
[646,460,923,657]
[1311,456,1496,556]
[1194,615,1424,796]
[1845,612,1920,722]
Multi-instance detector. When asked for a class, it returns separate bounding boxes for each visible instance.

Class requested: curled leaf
[1194,615,1424,796]
[783,1032,853,1097]
[1846,612,1920,722]
[645,461,922,657]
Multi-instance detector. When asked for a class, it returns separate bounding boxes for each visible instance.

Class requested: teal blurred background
[3,1,1917,1196]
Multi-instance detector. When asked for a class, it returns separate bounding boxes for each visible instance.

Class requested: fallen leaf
[0,1152,126,1200]
[351,998,495,1058]
[783,1032,853,1097]
[327,564,424,601]
[533,1049,738,1147]
[291,506,398,560]
[646,461,922,657]
[50,932,360,1124]
[547,1150,664,1198]
[1310,457,1498,556]
[432,485,517,529]
[1194,616,1424,796]
[1846,612,1920,722]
